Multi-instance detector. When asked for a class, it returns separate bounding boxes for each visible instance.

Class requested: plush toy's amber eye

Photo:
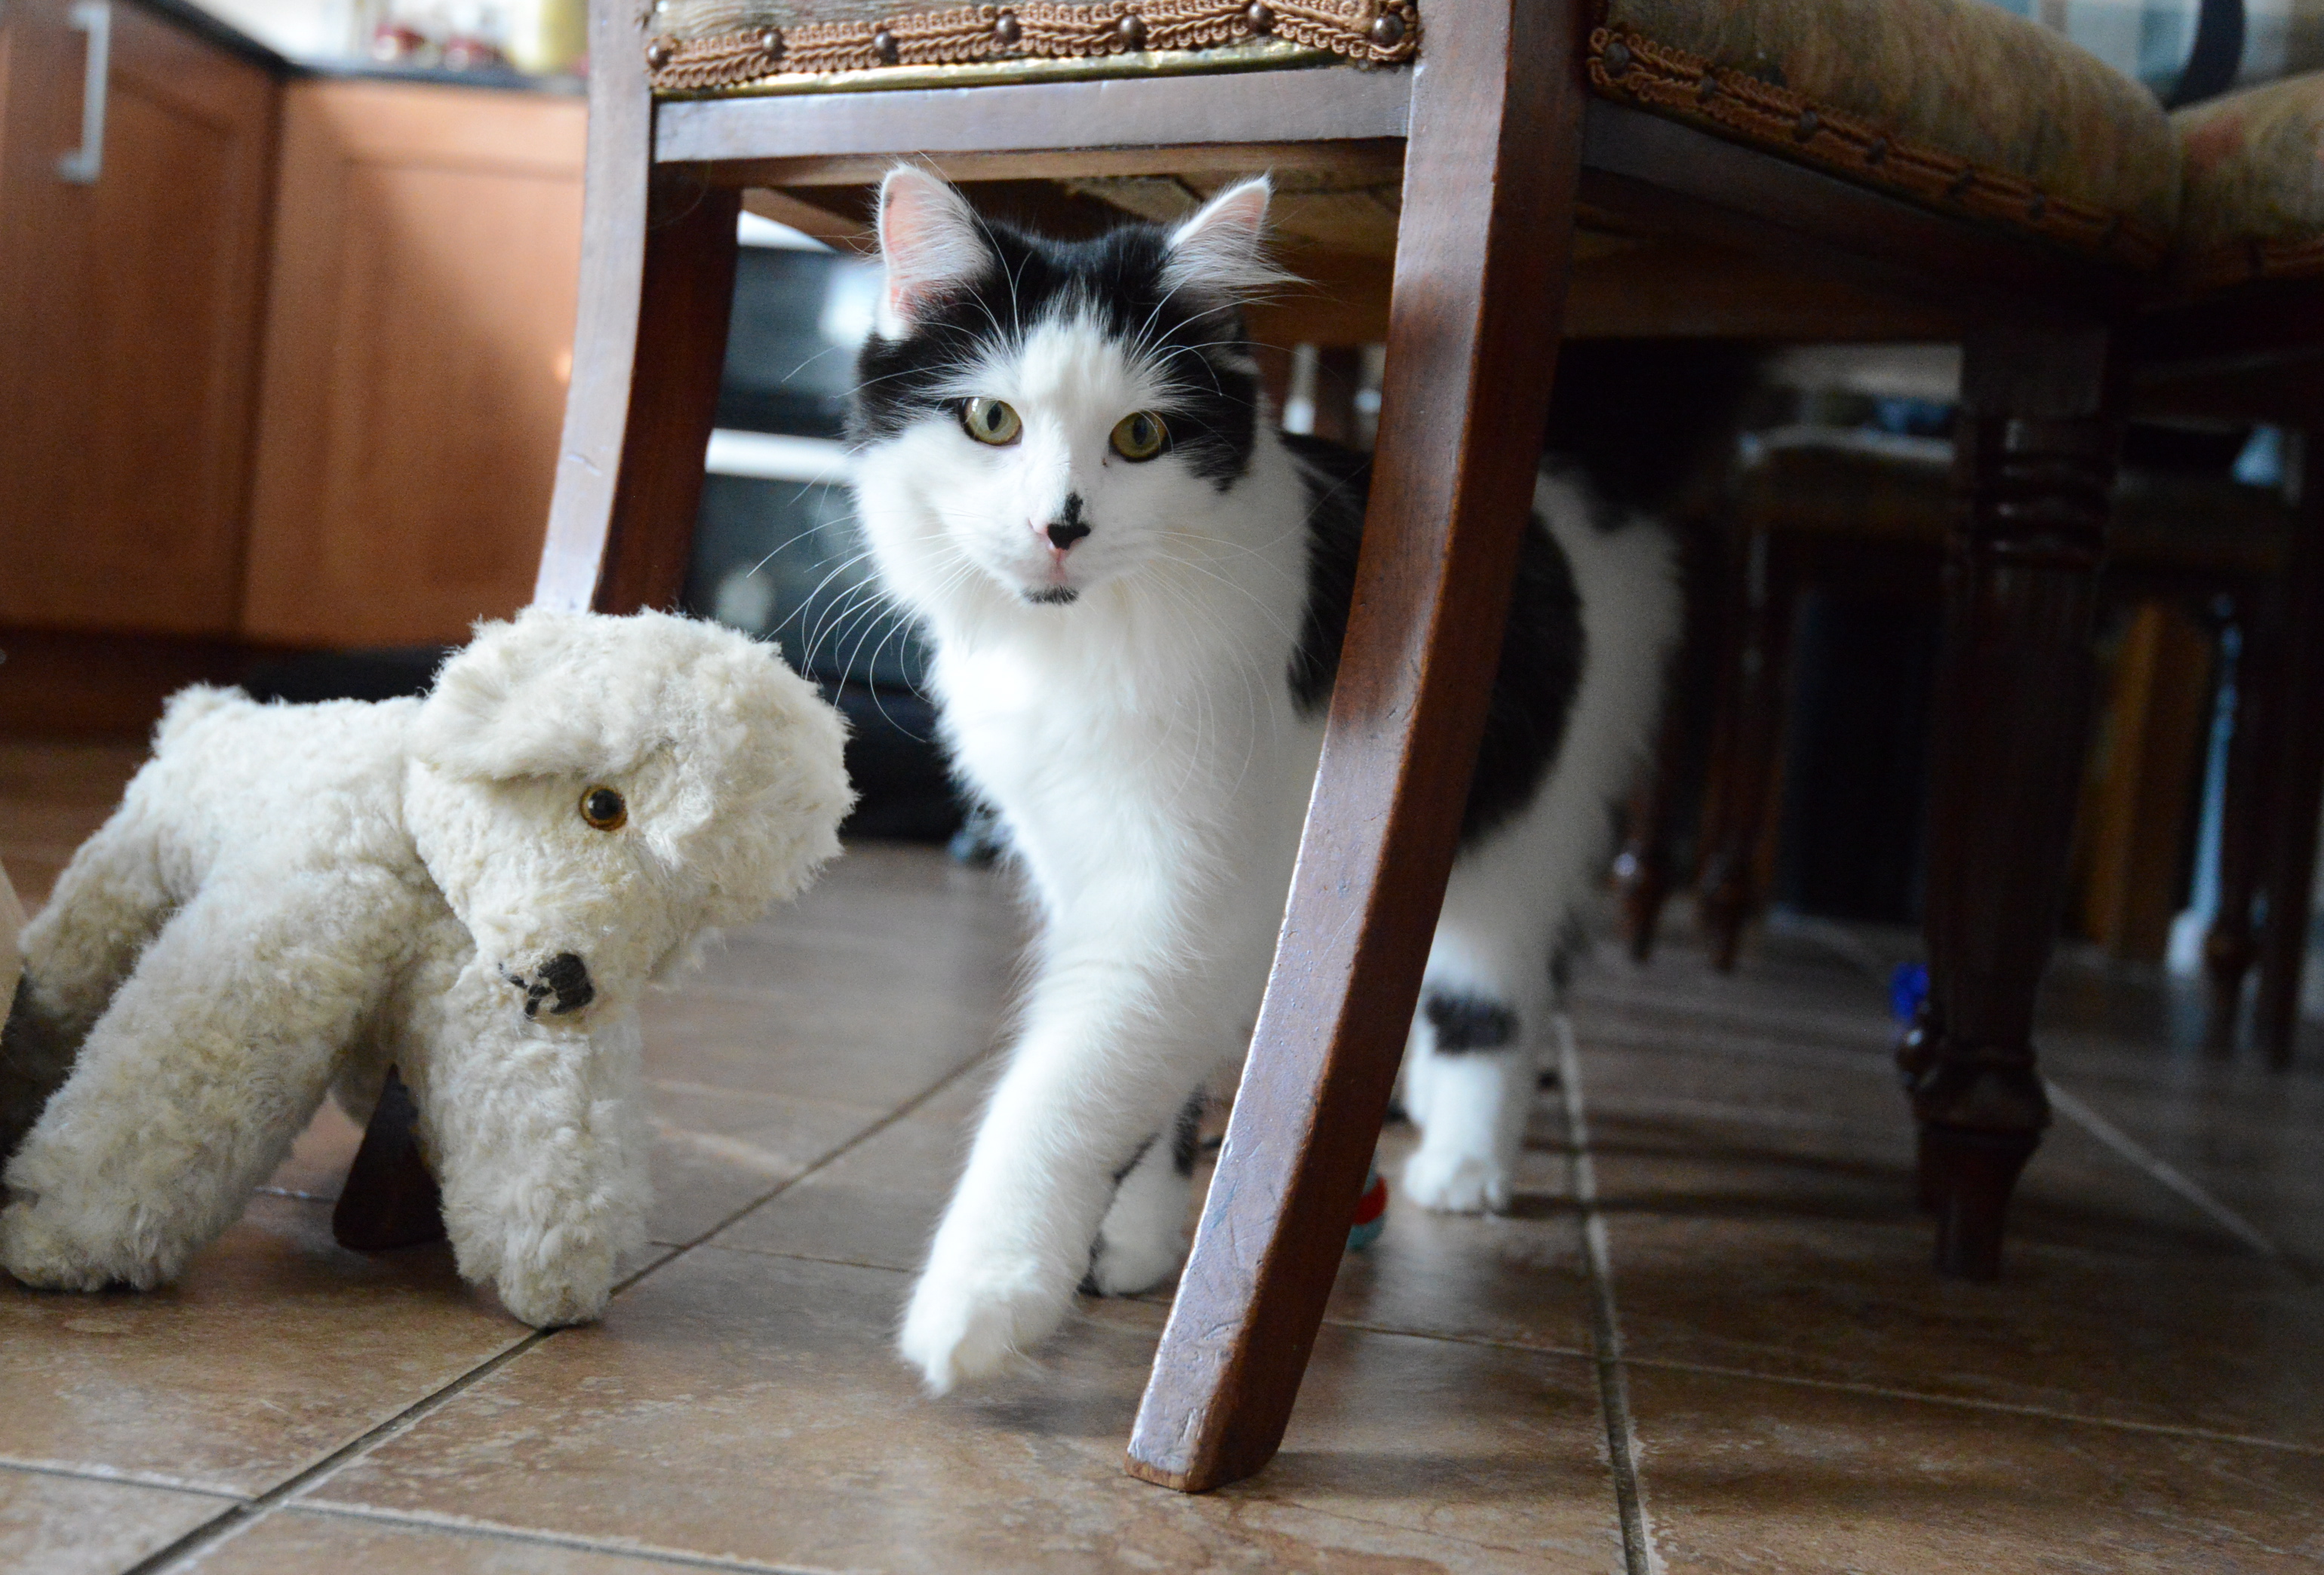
[1109,410,1167,461]
[960,398,1022,446]
[579,786,627,831]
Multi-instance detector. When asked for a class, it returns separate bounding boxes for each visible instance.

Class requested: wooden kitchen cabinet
[0,0,278,636]
[239,78,585,646]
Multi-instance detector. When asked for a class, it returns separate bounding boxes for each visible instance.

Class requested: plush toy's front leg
[2,811,179,1159]
[2,872,404,1290]
[409,958,649,1328]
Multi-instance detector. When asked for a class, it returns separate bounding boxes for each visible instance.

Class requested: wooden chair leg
[2255,440,2324,1066]
[1124,0,1587,1494]
[533,0,739,616]
[337,2,739,1241]
[2203,605,2273,1046]
[1907,323,2120,1281]
[1698,531,1794,972]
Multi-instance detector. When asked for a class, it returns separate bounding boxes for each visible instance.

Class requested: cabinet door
[0,0,276,635]
[240,80,584,647]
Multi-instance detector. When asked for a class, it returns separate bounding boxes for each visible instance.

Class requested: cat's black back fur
[1283,434,1585,846]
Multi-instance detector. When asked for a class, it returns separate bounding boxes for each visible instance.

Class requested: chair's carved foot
[1902,1044,2047,1280]
[1917,1123,2041,1281]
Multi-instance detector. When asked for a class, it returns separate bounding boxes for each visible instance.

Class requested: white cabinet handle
[57,0,111,185]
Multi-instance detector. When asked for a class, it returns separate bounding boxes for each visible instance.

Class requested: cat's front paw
[0,1199,166,1292]
[899,1254,1066,1394]
[1401,1145,1511,1214]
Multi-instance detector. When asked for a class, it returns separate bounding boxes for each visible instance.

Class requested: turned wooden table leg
[338,0,739,1239]
[1908,323,2120,1280]
[2255,438,2324,1067]
[1125,0,1585,1494]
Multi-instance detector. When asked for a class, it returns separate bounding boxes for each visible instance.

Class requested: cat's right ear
[875,167,987,338]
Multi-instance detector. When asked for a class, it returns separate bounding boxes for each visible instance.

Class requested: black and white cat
[847,168,1680,1392]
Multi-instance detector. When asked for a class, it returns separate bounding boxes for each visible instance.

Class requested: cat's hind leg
[1400,854,1555,1216]
[1085,1091,1204,1296]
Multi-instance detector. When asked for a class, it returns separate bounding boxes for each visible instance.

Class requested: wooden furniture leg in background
[1904,323,2121,1280]
[2205,601,2274,1045]
[1697,530,1794,972]
[337,0,739,1239]
[1615,706,1686,962]
[2255,437,2324,1065]
[1126,0,1585,1493]
[1617,528,1721,963]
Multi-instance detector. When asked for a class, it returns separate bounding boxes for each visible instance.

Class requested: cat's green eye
[960,398,1022,447]
[1109,410,1168,462]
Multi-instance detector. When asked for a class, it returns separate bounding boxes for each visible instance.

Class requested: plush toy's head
[405,608,853,1024]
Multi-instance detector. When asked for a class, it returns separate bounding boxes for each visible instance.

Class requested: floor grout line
[284,1500,844,1574]
[612,1047,994,1297]
[121,1330,551,1574]
[123,1052,996,1574]
[1307,1310,2324,1456]
[0,1457,247,1500]
[2043,1077,2282,1259]
[1557,1014,1662,1575]
[1608,1352,2324,1457]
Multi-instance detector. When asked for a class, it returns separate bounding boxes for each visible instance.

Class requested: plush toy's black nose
[521,952,595,1018]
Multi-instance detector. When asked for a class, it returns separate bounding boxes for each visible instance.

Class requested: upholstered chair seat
[647,0,2182,272]
[2175,70,2324,288]
[1588,0,2178,268]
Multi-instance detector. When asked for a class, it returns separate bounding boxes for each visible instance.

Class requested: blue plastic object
[1890,962,1929,1024]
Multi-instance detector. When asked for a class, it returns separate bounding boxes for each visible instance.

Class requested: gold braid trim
[1586,27,2166,271]
[649,1,1415,91]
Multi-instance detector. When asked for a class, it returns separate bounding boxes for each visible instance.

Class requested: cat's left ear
[875,166,990,337]
[1162,176,1286,302]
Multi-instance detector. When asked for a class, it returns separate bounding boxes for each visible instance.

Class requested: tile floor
[2,738,2322,1573]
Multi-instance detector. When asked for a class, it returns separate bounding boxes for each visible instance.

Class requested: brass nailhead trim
[1244,1,1273,31]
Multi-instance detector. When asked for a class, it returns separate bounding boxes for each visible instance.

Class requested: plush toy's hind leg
[2,815,177,1158]
[410,966,650,1327]
[1,873,398,1291]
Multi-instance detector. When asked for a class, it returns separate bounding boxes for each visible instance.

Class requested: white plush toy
[0,608,850,1325]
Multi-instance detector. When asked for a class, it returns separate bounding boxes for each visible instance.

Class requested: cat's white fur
[851,168,1680,1392]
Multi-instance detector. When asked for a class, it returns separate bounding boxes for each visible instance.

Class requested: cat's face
[848,170,1280,610]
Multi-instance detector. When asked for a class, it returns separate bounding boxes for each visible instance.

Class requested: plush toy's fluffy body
[0,609,850,1325]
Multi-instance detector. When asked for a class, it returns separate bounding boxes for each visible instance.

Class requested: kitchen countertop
[132,0,583,92]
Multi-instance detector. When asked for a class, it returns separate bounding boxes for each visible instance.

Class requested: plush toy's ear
[413,609,645,781]
[1161,176,1286,303]
[875,166,990,338]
